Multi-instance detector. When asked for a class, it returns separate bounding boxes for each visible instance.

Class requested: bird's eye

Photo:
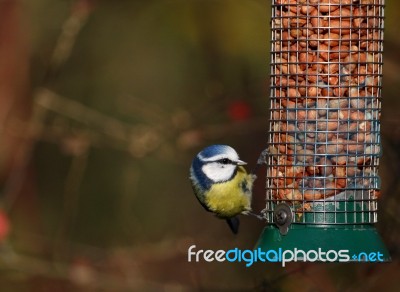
[220,158,231,164]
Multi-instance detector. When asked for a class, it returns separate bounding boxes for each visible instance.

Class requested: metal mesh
[266,0,385,224]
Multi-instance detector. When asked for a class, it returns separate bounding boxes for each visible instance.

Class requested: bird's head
[191,145,247,185]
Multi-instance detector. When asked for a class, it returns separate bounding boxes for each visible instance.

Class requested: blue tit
[189,145,256,234]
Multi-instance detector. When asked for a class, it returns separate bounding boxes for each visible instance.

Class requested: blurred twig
[0,246,190,291]
[35,88,164,157]
[53,150,89,265]
[1,232,194,290]
[45,0,94,82]
[34,88,266,157]
[3,0,94,212]
[3,102,47,212]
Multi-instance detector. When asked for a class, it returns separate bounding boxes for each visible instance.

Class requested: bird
[189,145,256,234]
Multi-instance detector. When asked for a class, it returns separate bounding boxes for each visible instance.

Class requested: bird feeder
[256,0,390,261]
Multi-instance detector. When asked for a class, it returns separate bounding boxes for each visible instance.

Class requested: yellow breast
[205,166,254,218]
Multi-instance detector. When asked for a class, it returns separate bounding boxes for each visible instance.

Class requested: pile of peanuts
[268,0,383,207]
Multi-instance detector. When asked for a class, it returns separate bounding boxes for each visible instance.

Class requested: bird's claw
[247,211,266,221]
[257,148,269,165]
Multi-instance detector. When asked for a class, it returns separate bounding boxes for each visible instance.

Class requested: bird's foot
[257,148,269,165]
[247,211,266,221]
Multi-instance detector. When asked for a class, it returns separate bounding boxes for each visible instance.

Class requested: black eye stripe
[219,158,232,164]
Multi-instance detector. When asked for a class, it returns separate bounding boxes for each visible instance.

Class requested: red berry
[228,100,251,121]
[0,210,10,242]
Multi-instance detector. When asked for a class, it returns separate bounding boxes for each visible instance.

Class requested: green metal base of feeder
[255,224,390,262]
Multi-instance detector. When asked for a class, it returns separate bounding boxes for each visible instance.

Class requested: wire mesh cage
[265,0,385,228]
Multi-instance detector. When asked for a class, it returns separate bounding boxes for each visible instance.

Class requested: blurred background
[0,0,399,290]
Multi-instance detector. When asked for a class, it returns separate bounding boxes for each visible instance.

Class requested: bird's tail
[226,217,240,234]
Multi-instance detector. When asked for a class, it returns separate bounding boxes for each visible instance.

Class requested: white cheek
[202,163,235,182]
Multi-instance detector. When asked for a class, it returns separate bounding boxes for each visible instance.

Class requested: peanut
[318,157,333,176]
[269,2,383,207]
[304,190,323,200]
[316,120,339,131]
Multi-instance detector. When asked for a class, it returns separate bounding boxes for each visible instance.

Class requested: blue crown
[199,145,231,159]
